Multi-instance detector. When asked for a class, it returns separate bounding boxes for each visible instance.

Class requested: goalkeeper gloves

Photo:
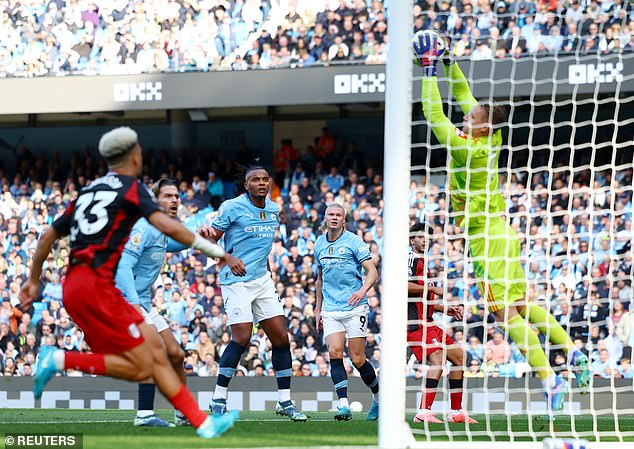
[412,30,446,77]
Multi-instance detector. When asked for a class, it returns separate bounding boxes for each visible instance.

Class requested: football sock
[330,358,348,402]
[522,303,576,354]
[169,384,207,428]
[448,378,463,411]
[272,345,292,403]
[506,314,554,381]
[138,383,155,413]
[213,341,245,400]
[357,360,379,395]
[64,352,106,375]
[422,377,439,410]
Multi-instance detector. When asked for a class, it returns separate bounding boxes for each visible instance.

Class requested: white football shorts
[321,304,369,338]
[221,273,284,326]
[142,307,170,333]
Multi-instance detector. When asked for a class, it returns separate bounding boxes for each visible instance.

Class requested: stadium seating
[0,1,631,77]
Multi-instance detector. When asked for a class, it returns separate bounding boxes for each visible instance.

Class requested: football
[349,401,364,413]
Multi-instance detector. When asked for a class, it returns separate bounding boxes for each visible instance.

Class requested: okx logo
[568,63,623,84]
[334,73,386,95]
[113,82,163,102]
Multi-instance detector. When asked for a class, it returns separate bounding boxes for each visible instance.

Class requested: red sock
[64,352,106,375]
[450,390,463,410]
[449,378,464,411]
[421,388,437,410]
[421,377,439,410]
[169,384,208,428]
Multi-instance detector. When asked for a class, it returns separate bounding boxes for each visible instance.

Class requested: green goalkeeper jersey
[421,64,506,230]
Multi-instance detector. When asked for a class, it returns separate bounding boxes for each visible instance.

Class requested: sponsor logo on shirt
[128,323,141,339]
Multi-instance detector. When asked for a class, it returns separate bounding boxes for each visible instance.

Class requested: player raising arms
[20,127,240,439]
[116,178,195,427]
[204,165,307,422]
[407,222,476,424]
[314,203,380,421]
[414,30,590,412]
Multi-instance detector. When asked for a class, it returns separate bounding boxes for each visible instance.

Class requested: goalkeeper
[414,30,590,411]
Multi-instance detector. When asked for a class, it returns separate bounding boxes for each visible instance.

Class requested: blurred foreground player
[20,127,240,438]
[407,222,477,424]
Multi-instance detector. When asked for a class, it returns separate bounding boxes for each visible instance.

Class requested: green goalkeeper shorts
[466,216,527,313]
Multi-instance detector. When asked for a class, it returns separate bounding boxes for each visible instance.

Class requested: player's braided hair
[235,160,269,194]
[481,102,510,128]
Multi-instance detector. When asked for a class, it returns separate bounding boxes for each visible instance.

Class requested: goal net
[379,1,634,448]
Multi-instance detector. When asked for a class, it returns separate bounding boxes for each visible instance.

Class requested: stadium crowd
[0,134,632,382]
[1,0,633,77]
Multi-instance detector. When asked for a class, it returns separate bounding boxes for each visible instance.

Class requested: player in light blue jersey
[314,203,380,421]
[116,178,242,427]
[203,165,307,422]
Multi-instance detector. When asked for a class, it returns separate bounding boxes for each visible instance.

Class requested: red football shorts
[407,323,455,362]
[63,265,145,354]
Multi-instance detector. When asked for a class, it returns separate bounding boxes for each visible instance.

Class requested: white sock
[339,397,349,409]
[213,386,228,401]
[542,373,558,391]
[53,350,65,370]
[175,409,185,418]
[278,389,291,403]
[136,410,153,418]
[451,409,462,415]
[372,393,379,403]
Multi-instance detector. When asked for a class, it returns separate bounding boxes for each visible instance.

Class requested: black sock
[272,345,292,391]
[217,341,246,388]
[426,378,439,389]
[357,360,379,394]
[330,358,348,399]
[138,383,155,411]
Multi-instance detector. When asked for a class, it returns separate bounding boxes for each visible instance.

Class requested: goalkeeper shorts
[467,216,527,313]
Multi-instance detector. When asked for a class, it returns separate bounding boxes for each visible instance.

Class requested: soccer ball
[349,401,363,412]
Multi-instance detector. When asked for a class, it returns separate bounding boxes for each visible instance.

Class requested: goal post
[379,0,414,447]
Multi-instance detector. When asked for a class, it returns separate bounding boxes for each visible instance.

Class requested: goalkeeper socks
[272,345,292,403]
[506,314,554,381]
[330,358,348,402]
[522,304,576,354]
[169,384,208,428]
[214,341,245,399]
[421,378,439,410]
[137,383,155,415]
[64,352,106,375]
[357,360,379,395]
[448,378,463,411]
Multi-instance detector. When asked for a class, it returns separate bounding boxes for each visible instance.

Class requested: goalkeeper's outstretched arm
[443,61,478,115]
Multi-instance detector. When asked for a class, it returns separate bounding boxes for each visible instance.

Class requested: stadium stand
[0,0,632,77]
[0,128,632,382]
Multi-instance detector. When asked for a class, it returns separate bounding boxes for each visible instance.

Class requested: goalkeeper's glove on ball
[412,30,445,77]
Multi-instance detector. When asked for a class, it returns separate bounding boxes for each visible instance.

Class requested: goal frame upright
[379,0,414,448]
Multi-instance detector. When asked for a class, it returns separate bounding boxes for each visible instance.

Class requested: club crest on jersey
[328,246,334,255]
[130,232,142,246]
[260,211,267,221]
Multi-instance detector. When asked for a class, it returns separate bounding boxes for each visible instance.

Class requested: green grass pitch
[1,409,633,449]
